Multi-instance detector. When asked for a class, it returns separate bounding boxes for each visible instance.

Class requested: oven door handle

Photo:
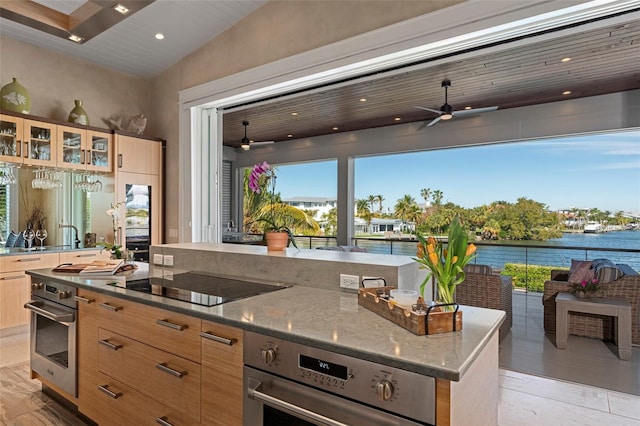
[24,300,75,322]
[247,377,348,426]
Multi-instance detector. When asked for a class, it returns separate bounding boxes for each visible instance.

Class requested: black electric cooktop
[108,272,290,307]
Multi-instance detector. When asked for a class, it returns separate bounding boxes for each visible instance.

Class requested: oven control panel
[244,331,435,424]
[31,281,77,309]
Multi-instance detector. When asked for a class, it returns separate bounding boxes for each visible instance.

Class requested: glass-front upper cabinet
[0,115,56,167]
[0,114,23,163]
[23,119,56,167]
[57,125,86,170]
[57,126,112,172]
[86,130,112,172]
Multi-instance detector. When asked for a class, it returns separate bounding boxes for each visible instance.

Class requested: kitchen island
[26,244,505,425]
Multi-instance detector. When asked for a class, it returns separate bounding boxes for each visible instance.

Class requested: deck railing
[291,235,640,293]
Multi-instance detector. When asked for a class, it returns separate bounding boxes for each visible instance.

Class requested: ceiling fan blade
[414,105,442,115]
[426,116,442,127]
[453,106,499,117]
[416,121,430,131]
[251,140,275,146]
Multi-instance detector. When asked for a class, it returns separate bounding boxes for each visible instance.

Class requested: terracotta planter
[265,231,289,251]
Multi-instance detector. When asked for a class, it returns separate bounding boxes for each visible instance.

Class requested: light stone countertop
[0,246,104,256]
[26,265,504,382]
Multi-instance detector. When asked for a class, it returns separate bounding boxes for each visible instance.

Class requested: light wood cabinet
[0,252,59,332]
[98,329,201,424]
[0,271,30,329]
[58,249,109,264]
[116,133,162,175]
[0,114,56,166]
[96,293,201,363]
[201,320,244,426]
[76,288,100,421]
[57,126,112,172]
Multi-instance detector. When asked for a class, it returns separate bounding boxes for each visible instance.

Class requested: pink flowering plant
[569,277,602,297]
[247,161,298,248]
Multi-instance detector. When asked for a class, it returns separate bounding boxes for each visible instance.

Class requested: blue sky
[273,130,640,214]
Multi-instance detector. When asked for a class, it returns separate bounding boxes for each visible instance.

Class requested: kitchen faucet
[226,220,235,233]
[59,223,81,249]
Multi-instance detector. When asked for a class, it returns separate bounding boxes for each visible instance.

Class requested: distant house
[282,197,336,221]
[354,218,414,236]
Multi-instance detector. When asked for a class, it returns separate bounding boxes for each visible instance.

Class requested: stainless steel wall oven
[24,280,77,397]
[243,331,435,426]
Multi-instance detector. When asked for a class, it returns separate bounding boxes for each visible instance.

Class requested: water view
[352,230,640,271]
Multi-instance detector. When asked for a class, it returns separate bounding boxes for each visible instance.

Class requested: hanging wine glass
[35,228,48,250]
[23,227,36,251]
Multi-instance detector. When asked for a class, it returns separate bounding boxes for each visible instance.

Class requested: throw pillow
[4,231,18,248]
[568,259,594,284]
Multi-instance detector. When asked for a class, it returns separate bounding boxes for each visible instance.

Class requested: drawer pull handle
[1,275,25,280]
[74,295,95,304]
[98,384,122,399]
[74,253,96,258]
[99,302,123,312]
[157,319,188,331]
[200,331,237,346]
[156,416,175,426]
[156,362,188,378]
[17,258,40,262]
[99,339,123,351]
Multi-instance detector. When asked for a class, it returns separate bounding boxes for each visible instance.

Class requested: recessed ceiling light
[113,4,130,15]
[68,34,84,43]
[333,127,339,130]
[287,134,293,138]
[291,112,298,116]
[394,117,401,121]
[155,33,165,40]
[561,57,571,63]
[563,90,572,95]
[359,98,367,102]
[464,106,472,110]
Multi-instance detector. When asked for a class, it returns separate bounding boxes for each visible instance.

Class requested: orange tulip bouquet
[414,215,477,305]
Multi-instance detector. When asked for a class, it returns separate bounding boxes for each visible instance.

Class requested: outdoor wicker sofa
[456,264,513,340]
[543,266,640,345]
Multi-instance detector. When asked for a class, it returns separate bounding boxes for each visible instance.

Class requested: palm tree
[367,195,377,211]
[394,194,418,223]
[420,188,431,210]
[432,190,444,206]
[376,194,384,212]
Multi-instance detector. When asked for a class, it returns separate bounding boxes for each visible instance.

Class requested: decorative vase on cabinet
[1,77,31,114]
[68,100,89,125]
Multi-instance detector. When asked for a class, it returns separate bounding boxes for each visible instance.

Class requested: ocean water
[354,231,640,271]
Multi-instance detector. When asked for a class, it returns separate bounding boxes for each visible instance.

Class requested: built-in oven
[243,331,435,426]
[24,280,77,397]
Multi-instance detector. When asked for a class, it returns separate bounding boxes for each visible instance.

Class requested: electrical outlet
[339,274,359,290]
[153,254,163,265]
[163,255,174,267]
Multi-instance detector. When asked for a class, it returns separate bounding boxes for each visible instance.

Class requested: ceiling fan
[415,80,498,129]
[239,121,274,151]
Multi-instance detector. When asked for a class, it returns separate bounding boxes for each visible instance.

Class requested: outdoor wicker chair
[543,268,640,345]
[455,265,513,340]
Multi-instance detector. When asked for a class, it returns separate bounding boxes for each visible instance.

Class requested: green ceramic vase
[0,77,31,114]
[68,100,89,125]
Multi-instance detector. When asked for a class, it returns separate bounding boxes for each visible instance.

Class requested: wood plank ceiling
[222,17,640,148]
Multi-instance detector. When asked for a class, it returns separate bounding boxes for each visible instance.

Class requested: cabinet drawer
[59,250,108,264]
[0,252,58,272]
[201,321,243,426]
[97,294,201,362]
[81,371,196,426]
[98,329,200,423]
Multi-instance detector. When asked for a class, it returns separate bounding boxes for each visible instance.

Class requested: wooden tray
[357,286,462,335]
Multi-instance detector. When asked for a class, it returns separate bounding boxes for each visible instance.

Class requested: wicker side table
[555,292,632,360]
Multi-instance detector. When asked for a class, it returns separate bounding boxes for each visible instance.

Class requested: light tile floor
[2,323,640,425]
